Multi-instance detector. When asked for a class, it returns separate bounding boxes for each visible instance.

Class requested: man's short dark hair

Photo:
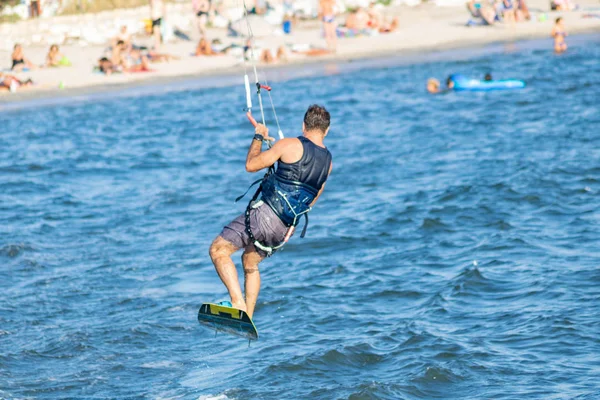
[304,104,330,133]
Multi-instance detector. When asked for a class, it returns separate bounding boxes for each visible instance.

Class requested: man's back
[275,136,331,191]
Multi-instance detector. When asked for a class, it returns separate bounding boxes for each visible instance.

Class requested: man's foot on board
[231,301,248,314]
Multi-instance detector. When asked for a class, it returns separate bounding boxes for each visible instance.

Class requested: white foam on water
[141,360,183,369]
[197,395,230,400]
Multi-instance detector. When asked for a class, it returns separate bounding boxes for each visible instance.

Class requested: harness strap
[237,169,310,257]
[234,177,263,203]
[301,214,308,238]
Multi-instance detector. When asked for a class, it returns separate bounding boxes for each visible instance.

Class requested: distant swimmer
[551,17,568,53]
[484,73,493,81]
[208,105,333,318]
[427,76,454,94]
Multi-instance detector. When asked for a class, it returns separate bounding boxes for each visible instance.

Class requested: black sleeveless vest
[261,136,332,226]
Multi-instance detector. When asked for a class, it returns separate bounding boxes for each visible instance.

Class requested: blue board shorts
[220,201,289,258]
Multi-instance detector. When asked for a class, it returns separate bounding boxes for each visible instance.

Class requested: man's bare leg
[241,249,264,318]
[209,236,247,312]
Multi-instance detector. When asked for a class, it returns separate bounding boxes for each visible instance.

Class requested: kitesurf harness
[235,167,312,256]
[236,135,332,256]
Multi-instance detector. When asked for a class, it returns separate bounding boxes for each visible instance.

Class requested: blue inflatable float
[451,74,526,91]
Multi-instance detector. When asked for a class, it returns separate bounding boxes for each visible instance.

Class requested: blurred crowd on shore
[0,0,589,93]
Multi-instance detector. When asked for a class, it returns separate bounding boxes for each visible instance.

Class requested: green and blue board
[197,303,258,340]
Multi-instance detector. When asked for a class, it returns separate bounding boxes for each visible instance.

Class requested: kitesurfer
[209,104,333,318]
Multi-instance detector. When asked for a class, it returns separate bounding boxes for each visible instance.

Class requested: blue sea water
[1,36,599,399]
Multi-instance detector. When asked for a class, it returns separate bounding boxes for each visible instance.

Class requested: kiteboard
[197,303,258,340]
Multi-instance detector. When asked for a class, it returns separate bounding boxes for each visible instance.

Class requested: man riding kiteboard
[209,104,333,319]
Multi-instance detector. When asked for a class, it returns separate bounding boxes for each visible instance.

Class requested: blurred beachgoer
[125,49,151,72]
[112,26,132,52]
[515,0,531,20]
[210,38,228,53]
[466,0,496,25]
[195,37,221,56]
[111,40,128,68]
[193,0,211,37]
[253,0,267,15]
[98,57,118,75]
[0,72,33,92]
[502,0,516,27]
[147,50,180,62]
[46,45,71,67]
[367,1,383,29]
[366,2,399,33]
[11,44,37,71]
[550,0,576,11]
[319,0,337,52]
[260,46,288,64]
[484,73,493,81]
[345,8,370,30]
[30,0,40,18]
[282,0,296,33]
[551,17,567,53]
[150,0,166,49]
[378,17,399,33]
[293,47,331,57]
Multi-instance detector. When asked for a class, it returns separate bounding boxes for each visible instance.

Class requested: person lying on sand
[0,72,33,92]
[550,0,577,11]
[195,37,223,56]
[293,47,332,57]
[346,8,370,30]
[123,49,151,72]
[210,38,238,54]
[339,7,397,36]
[242,39,287,64]
[98,57,119,75]
[11,44,38,71]
[46,45,71,67]
[260,46,288,64]
[366,2,399,32]
[147,50,179,62]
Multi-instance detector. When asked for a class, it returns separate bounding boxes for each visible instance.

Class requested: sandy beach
[1,0,599,103]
